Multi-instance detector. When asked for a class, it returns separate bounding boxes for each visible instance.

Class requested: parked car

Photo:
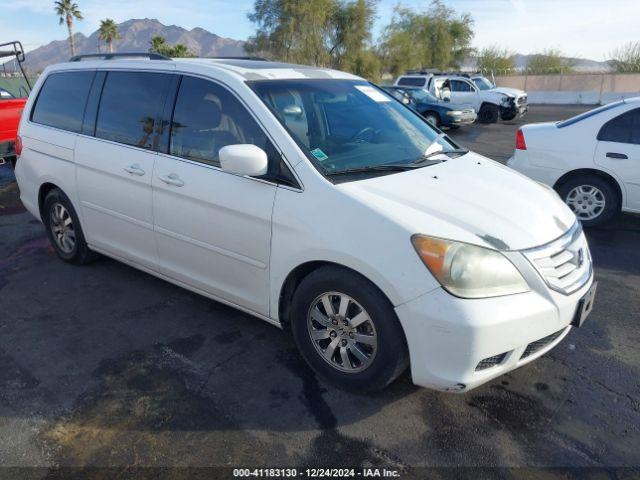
[16,54,595,393]
[382,86,476,128]
[508,99,640,226]
[0,41,31,167]
[394,72,528,124]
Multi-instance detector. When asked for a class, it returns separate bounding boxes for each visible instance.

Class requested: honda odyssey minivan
[15,54,596,392]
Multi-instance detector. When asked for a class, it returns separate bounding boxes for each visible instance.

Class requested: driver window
[170,76,276,167]
[451,80,472,92]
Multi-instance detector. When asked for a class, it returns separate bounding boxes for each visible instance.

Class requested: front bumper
[446,111,477,126]
[395,261,593,392]
[499,98,528,119]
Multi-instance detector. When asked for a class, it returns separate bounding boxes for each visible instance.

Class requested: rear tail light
[515,129,527,150]
[15,135,23,156]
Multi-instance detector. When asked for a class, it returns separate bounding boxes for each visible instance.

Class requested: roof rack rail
[69,52,171,62]
[405,68,439,75]
[433,71,481,78]
[207,56,269,61]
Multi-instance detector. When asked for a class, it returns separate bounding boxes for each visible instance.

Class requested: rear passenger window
[398,77,426,87]
[170,76,275,168]
[31,71,95,133]
[95,71,170,149]
[597,108,640,144]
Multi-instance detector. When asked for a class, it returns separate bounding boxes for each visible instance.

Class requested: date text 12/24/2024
[233,468,401,478]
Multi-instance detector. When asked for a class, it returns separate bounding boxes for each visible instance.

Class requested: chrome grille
[520,329,565,360]
[522,222,592,295]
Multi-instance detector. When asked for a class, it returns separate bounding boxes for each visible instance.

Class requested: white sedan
[508,98,640,226]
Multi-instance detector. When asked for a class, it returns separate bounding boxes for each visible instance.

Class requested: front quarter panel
[269,177,440,320]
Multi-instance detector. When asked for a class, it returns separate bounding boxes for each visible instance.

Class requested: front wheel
[290,266,408,392]
[478,104,499,124]
[557,175,619,226]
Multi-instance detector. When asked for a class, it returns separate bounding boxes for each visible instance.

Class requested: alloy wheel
[307,292,378,373]
[49,202,76,254]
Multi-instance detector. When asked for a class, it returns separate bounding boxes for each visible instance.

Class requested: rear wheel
[43,188,99,264]
[290,266,408,392]
[478,104,499,124]
[557,174,619,226]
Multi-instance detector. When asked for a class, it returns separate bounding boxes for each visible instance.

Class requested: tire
[423,111,441,128]
[43,188,99,264]
[478,104,499,124]
[290,266,409,392]
[557,174,619,227]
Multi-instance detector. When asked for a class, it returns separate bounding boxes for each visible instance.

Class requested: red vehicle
[0,41,31,167]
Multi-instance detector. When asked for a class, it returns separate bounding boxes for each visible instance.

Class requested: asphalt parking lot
[1,105,639,476]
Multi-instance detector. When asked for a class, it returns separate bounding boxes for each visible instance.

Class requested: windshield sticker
[354,85,391,103]
[310,148,329,161]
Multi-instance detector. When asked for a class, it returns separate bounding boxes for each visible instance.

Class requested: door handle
[159,173,184,187]
[606,152,628,159]
[123,164,146,176]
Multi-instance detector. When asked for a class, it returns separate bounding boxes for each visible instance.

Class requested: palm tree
[54,0,83,57]
[99,19,121,53]
[149,36,168,54]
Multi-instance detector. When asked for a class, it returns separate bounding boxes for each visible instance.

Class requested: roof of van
[174,58,361,81]
[50,56,361,82]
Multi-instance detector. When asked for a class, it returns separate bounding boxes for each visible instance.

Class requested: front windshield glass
[407,88,439,103]
[472,77,494,90]
[250,79,457,175]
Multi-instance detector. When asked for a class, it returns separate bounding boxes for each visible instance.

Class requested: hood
[338,152,576,251]
[491,86,526,97]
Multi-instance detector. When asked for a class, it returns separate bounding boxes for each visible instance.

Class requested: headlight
[445,110,463,116]
[411,235,529,298]
[500,96,513,105]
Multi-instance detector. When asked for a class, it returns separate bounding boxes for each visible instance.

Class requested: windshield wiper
[326,149,469,176]
[413,148,468,163]
[326,164,417,176]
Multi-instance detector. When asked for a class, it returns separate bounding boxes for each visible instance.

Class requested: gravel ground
[0,105,638,478]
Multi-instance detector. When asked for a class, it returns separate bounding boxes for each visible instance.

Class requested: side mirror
[219,144,268,177]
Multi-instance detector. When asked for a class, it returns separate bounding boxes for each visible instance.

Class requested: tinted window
[451,80,473,92]
[170,76,277,169]
[398,77,426,87]
[597,108,640,144]
[31,71,95,133]
[95,71,170,149]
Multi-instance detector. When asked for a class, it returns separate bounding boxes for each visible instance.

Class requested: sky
[1,0,638,60]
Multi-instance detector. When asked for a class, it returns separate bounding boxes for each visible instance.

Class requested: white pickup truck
[394,73,528,124]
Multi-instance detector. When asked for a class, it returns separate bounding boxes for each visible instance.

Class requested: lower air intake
[520,329,564,360]
[475,352,508,371]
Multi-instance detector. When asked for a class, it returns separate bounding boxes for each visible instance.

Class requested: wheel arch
[553,168,624,209]
[277,260,396,330]
[38,182,61,220]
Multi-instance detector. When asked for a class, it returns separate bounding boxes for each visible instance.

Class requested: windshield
[472,77,495,90]
[250,79,458,175]
[406,88,439,103]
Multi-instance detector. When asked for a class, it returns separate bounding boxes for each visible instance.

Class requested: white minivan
[15,55,596,392]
